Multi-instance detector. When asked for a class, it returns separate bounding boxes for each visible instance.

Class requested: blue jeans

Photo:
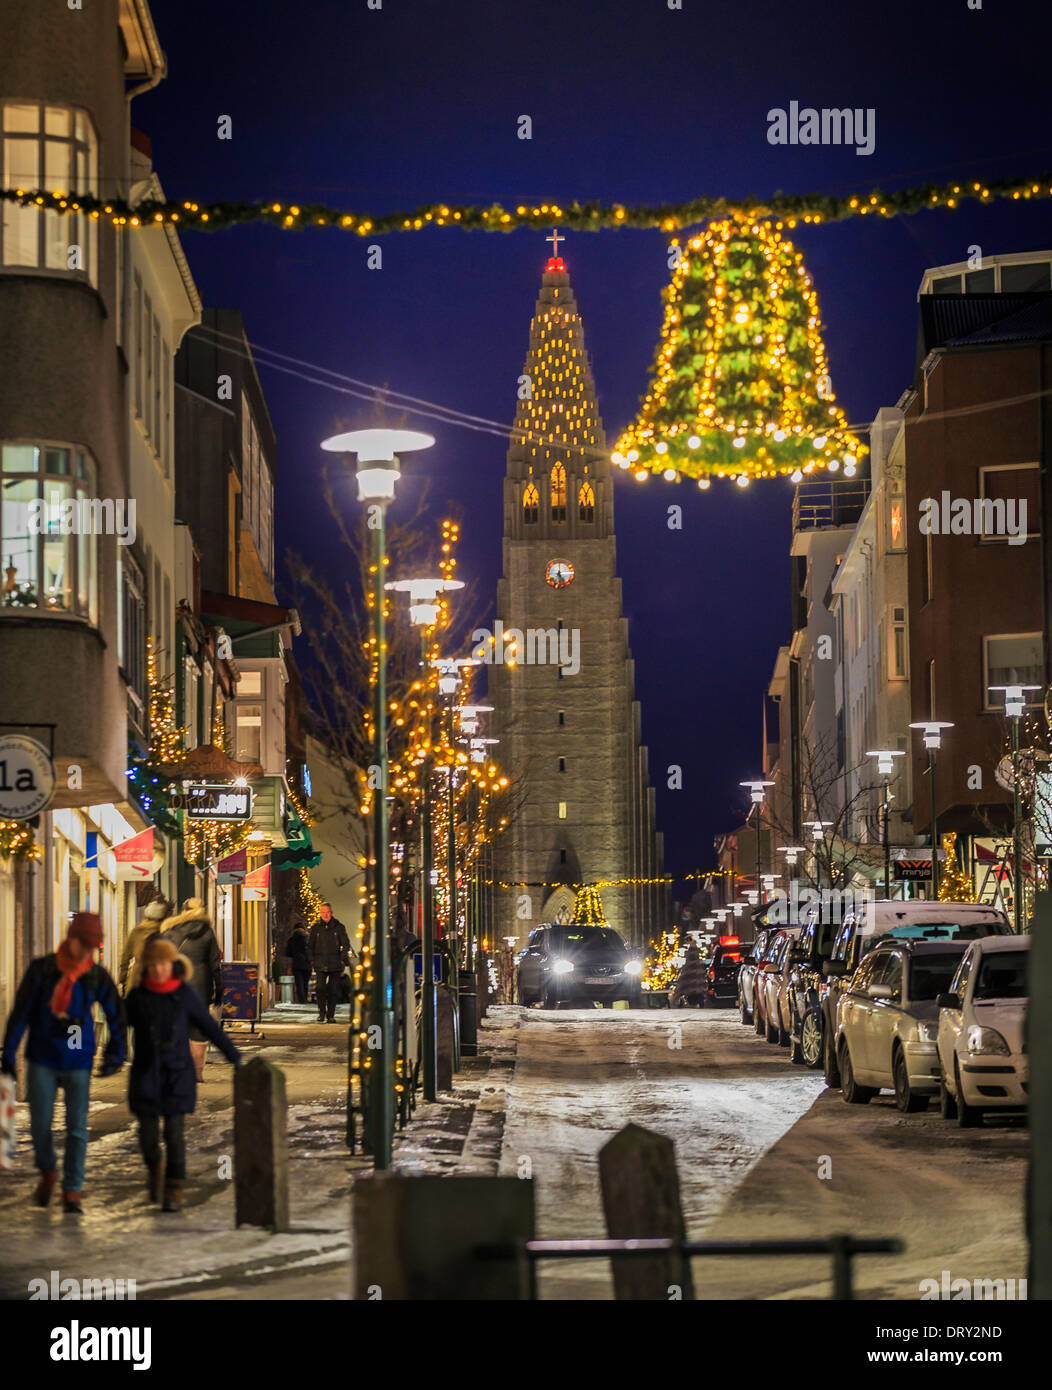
[27,1062,92,1193]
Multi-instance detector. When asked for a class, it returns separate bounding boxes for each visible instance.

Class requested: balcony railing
[793,478,871,533]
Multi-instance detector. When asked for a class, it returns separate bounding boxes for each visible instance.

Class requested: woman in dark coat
[160,898,223,1080]
[125,936,241,1211]
[670,942,709,1008]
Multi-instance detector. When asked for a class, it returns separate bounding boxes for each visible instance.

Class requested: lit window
[557,801,567,820]
[235,702,263,763]
[1,442,98,623]
[1,103,98,284]
[578,480,595,522]
[550,463,567,522]
[522,482,539,523]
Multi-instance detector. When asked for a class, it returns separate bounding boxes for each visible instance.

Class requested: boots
[162,1180,183,1212]
[61,1191,83,1216]
[32,1168,56,1207]
[147,1162,163,1203]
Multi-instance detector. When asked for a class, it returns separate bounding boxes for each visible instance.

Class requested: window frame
[982,632,1044,710]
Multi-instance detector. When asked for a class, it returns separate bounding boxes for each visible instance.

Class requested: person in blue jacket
[1,912,126,1215]
[125,935,241,1212]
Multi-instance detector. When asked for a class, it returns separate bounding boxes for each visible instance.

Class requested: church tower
[489,242,664,948]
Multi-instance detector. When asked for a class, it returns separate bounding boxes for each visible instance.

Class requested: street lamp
[989,685,1040,933]
[321,426,434,1168]
[909,721,954,899]
[385,576,464,1103]
[866,749,906,901]
[740,779,775,902]
[802,820,833,898]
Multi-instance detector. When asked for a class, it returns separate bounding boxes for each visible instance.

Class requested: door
[864,951,904,1082]
[839,949,887,1078]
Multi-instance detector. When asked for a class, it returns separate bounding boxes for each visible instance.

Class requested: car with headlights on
[515,923,643,1008]
[936,935,1029,1127]
[835,940,970,1111]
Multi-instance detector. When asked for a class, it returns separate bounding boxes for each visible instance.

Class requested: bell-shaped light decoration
[615,215,863,482]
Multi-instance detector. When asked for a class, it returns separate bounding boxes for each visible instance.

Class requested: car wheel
[801,1010,824,1069]
[893,1045,929,1113]
[739,989,753,1026]
[939,1072,958,1120]
[839,1040,874,1104]
[823,1021,841,1088]
[765,1009,780,1043]
[777,1015,790,1048]
[789,1031,805,1065]
[955,1060,982,1128]
[540,986,559,1009]
[754,1001,766,1036]
[515,981,533,1007]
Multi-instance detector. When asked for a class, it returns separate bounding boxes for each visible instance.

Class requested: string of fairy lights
[2,171,1049,235]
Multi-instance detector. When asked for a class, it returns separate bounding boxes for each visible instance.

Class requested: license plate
[586,976,608,985]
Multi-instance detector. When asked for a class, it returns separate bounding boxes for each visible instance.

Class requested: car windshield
[547,927,626,956]
[880,921,1004,942]
[974,951,1028,1001]
[908,952,965,1001]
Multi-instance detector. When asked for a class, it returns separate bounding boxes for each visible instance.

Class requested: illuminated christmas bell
[613,213,864,484]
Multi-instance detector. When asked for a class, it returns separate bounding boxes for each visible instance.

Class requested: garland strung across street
[8,173,1046,484]
[1,172,1048,234]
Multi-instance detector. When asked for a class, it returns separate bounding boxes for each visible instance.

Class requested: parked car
[835,940,970,1111]
[752,929,790,1039]
[785,911,841,1067]
[738,928,775,1025]
[819,900,1011,1087]
[936,935,1029,1127]
[516,923,643,1008]
[702,937,747,1008]
[757,928,801,1046]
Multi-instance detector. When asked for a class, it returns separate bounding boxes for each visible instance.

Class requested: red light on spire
[545,256,566,272]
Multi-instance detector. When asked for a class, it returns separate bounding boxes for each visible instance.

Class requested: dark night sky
[140,0,1051,882]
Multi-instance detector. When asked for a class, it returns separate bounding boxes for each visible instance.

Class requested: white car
[936,935,1029,1127]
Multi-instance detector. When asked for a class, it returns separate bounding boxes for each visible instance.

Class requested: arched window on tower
[522,482,539,524]
[550,463,567,522]
[578,480,595,523]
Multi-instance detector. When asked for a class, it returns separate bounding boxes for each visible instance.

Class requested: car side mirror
[822,960,845,979]
[936,992,961,1010]
[867,983,893,999]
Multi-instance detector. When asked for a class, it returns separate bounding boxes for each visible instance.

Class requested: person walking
[0,912,126,1214]
[308,904,351,1023]
[125,936,241,1212]
[287,922,311,1005]
[670,941,709,1008]
[160,899,223,1081]
[118,896,171,995]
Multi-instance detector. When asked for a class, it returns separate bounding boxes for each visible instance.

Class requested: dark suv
[702,938,747,1007]
[516,924,643,1008]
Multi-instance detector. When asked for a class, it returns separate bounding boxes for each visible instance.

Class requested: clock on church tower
[488,239,664,952]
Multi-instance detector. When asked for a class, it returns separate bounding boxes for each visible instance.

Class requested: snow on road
[497,1004,826,1298]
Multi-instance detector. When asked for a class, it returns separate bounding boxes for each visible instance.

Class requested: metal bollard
[458,967,478,1058]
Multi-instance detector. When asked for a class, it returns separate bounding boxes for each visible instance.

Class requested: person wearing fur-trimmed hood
[125,936,241,1211]
[160,898,223,1080]
[119,896,171,995]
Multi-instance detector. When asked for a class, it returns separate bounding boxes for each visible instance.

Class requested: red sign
[214,847,247,885]
[243,862,270,902]
[112,827,156,880]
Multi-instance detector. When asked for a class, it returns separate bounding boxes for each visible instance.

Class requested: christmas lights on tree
[937,831,976,903]
[614,215,861,484]
[126,637,186,835]
[642,933,681,991]
[0,818,41,862]
[571,884,608,926]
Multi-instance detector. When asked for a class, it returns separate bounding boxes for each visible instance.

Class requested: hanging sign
[171,783,253,820]
[0,734,55,820]
[893,846,946,881]
[112,826,162,880]
[243,862,271,902]
[214,847,248,884]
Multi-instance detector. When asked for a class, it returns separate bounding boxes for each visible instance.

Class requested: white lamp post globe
[321,427,435,503]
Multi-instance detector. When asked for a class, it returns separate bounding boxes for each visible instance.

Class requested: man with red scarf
[1,912,126,1214]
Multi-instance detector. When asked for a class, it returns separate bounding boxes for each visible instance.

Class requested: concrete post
[598,1122,693,1300]
[234,1056,289,1231]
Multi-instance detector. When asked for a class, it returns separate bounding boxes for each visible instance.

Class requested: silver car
[835,940,969,1111]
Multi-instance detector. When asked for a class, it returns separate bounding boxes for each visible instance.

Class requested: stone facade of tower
[489,258,664,948]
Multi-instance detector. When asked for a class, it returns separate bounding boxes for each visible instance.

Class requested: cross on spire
[546,228,564,256]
